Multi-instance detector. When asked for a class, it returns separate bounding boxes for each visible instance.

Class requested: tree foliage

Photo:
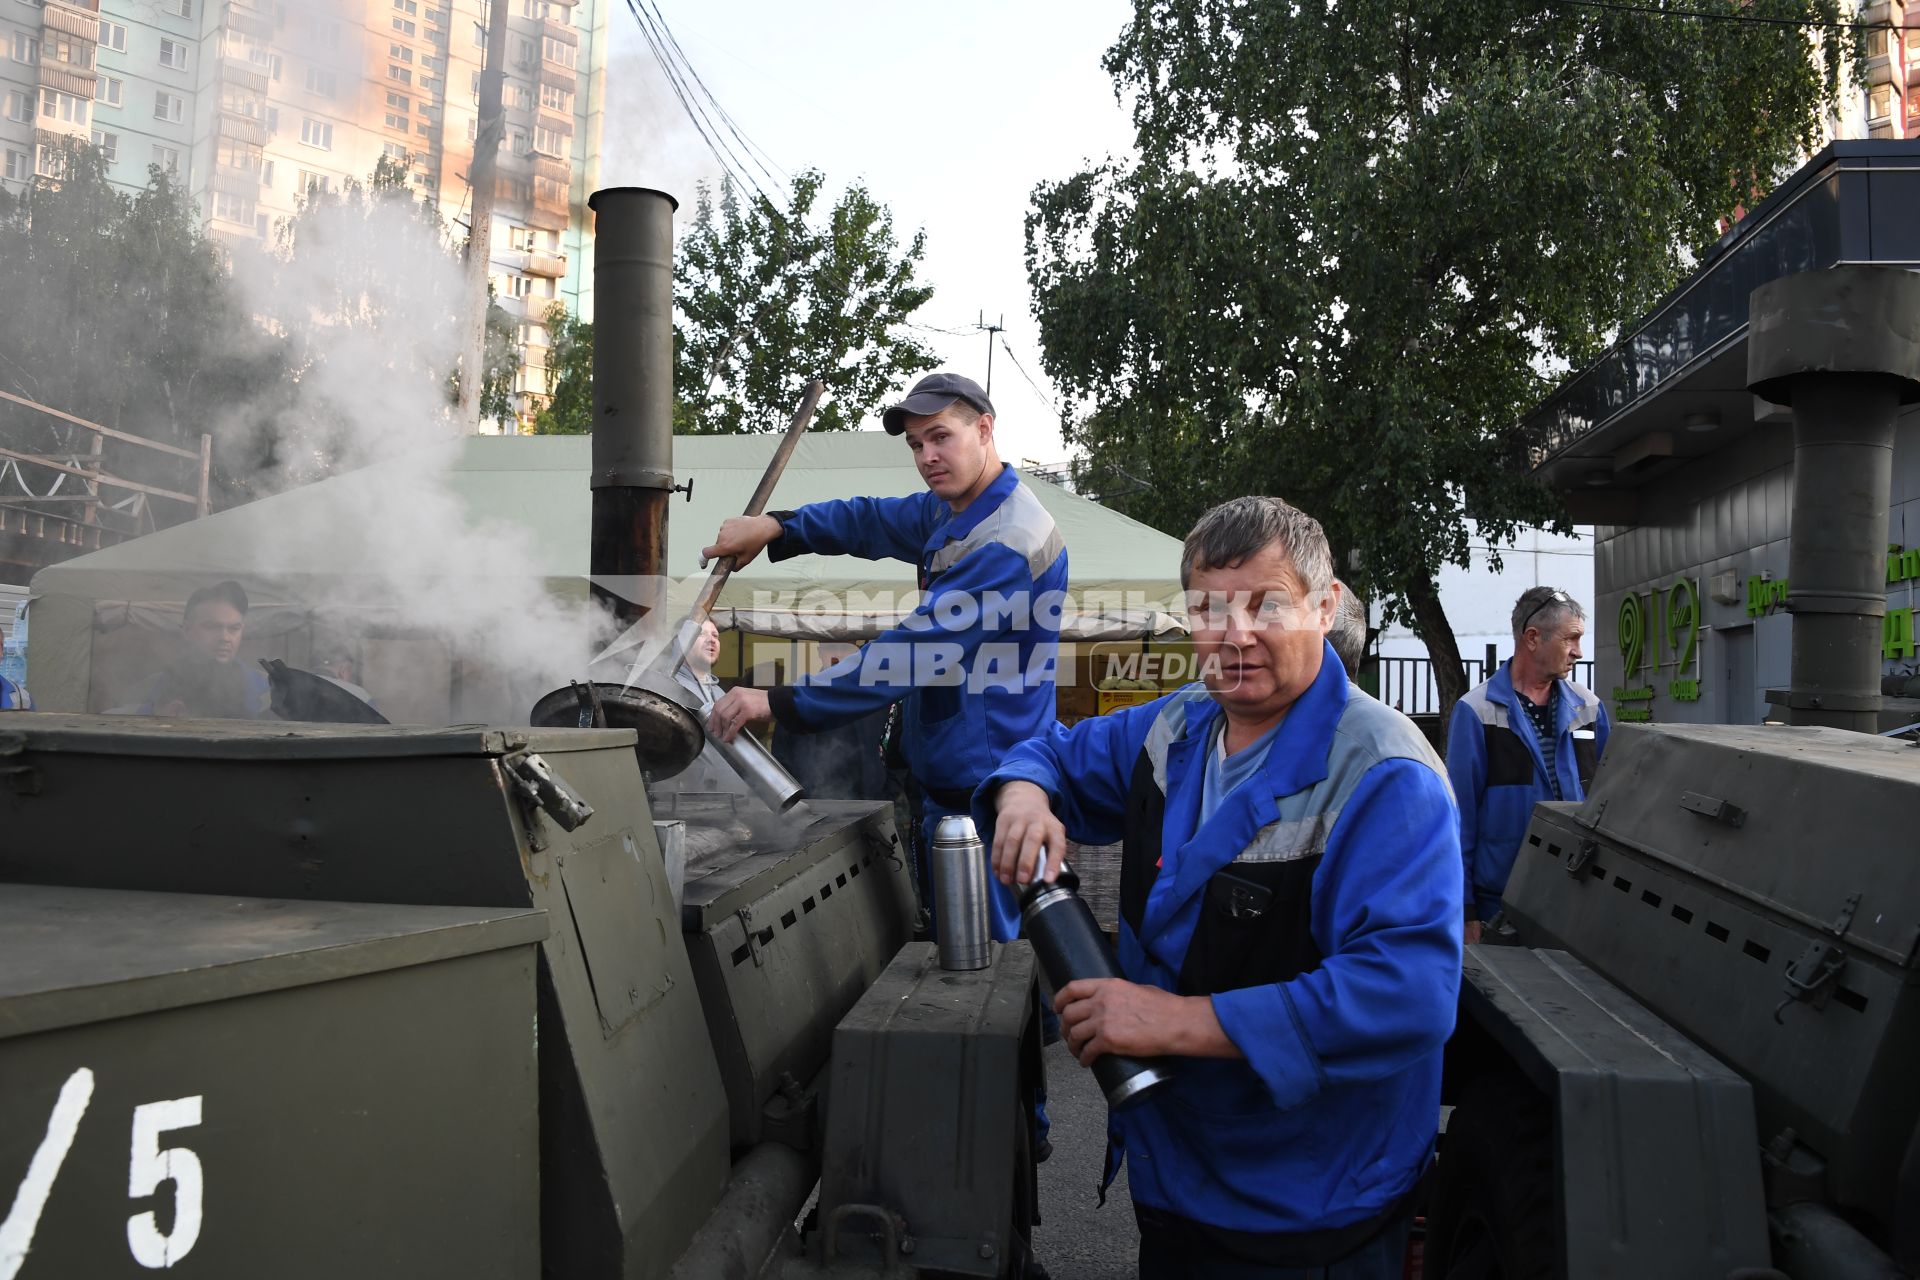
[1029,0,1856,716]
[0,142,277,510]
[676,170,936,433]
[535,168,938,436]
[533,302,593,435]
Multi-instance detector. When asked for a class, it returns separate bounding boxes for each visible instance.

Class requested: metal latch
[504,750,594,832]
[1679,790,1746,827]
[1774,940,1847,1024]
[1565,838,1598,879]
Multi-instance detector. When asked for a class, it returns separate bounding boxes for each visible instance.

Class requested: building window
[217,137,261,171]
[90,129,118,163]
[43,88,89,125]
[265,105,279,133]
[98,19,127,52]
[95,75,123,107]
[162,0,193,17]
[542,36,575,68]
[296,168,331,195]
[539,83,570,113]
[158,38,190,70]
[416,120,431,136]
[11,33,37,64]
[385,91,410,111]
[393,0,417,11]
[153,144,180,174]
[34,144,65,179]
[383,111,406,129]
[317,19,341,48]
[514,37,532,66]
[305,67,337,97]
[392,16,415,36]
[426,25,445,46]
[256,211,269,238]
[269,52,282,80]
[212,191,255,224]
[383,140,407,160]
[3,91,27,123]
[472,22,486,47]
[509,125,529,154]
[154,91,184,123]
[388,65,412,84]
[300,117,332,149]
[46,33,94,69]
[419,76,440,94]
[509,82,530,109]
[533,124,565,157]
[389,42,413,62]
[260,158,274,185]
[3,149,27,182]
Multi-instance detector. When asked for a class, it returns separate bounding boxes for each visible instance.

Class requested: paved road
[1030,1040,1139,1278]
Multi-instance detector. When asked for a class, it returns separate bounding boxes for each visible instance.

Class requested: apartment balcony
[1860,0,1905,26]
[211,163,259,196]
[534,154,570,185]
[39,2,98,41]
[541,16,578,50]
[537,62,582,98]
[216,111,270,147]
[219,54,270,94]
[525,251,566,278]
[491,292,529,319]
[36,64,96,99]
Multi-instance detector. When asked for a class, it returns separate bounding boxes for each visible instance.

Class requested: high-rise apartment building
[1858,0,1918,139]
[0,0,607,431]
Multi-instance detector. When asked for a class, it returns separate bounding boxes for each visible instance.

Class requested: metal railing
[1375,656,1597,717]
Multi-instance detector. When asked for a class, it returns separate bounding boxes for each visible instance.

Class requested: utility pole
[976,311,1004,397]
[457,0,511,431]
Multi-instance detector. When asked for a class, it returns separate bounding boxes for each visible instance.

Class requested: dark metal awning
[1524,141,1920,515]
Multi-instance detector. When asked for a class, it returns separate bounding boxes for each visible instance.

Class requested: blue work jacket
[978,648,1462,1240]
[1446,662,1608,921]
[0,674,30,710]
[764,465,1068,797]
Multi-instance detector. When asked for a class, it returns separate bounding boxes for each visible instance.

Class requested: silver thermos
[930,815,993,970]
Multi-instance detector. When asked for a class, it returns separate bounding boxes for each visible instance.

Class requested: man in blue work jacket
[1447,586,1608,941]
[983,496,1461,1278]
[702,371,1069,944]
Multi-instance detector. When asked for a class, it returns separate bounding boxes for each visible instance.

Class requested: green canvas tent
[28,432,1189,719]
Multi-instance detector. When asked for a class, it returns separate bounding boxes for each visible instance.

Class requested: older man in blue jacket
[982,496,1461,1278]
[703,372,1068,944]
[1447,586,1609,940]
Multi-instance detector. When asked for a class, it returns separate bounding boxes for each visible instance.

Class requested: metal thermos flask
[1022,864,1173,1110]
[930,815,993,971]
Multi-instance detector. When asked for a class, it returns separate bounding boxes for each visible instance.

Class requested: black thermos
[1021,864,1173,1110]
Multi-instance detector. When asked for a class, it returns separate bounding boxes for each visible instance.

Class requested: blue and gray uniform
[0,673,30,710]
[977,649,1461,1264]
[765,464,1068,941]
[1447,661,1608,921]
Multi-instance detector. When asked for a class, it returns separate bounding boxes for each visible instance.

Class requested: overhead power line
[998,338,1061,417]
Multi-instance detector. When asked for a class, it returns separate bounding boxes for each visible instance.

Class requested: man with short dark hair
[131,580,271,719]
[1447,585,1609,940]
[701,371,1069,944]
[982,496,1461,1278]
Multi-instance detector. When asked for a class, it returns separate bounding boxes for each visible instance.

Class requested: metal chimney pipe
[1747,267,1920,732]
[587,187,679,628]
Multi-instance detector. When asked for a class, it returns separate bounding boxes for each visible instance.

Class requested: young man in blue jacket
[702,372,1069,944]
[983,496,1461,1278]
[1447,586,1608,941]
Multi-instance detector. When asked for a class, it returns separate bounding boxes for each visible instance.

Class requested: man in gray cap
[703,371,1070,947]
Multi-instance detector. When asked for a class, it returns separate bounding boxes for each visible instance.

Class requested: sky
[599,0,1140,467]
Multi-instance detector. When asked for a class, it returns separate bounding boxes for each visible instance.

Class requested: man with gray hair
[1328,578,1368,678]
[1447,586,1609,941]
[979,495,1461,1276]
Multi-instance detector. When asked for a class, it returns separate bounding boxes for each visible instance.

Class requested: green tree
[677,170,936,433]
[1028,0,1856,725]
[0,141,283,512]
[534,169,938,436]
[532,302,592,435]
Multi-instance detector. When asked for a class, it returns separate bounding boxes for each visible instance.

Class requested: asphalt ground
[1029,1039,1140,1278]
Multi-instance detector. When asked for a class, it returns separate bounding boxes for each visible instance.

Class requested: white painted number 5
[125,1097,203,1269]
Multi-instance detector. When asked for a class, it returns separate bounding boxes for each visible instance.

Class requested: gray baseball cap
[881,372,995,435]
